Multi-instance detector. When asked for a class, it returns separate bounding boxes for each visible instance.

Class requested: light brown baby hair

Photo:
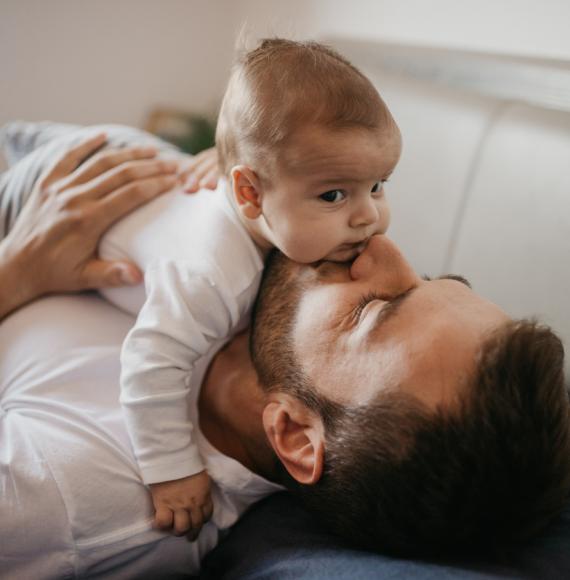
[216,38,395,181]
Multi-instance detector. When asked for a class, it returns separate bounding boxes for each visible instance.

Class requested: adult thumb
[81,259,143,289]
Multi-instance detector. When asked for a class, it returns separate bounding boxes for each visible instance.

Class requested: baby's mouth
[339,241,367,253]
[326,242,367,262]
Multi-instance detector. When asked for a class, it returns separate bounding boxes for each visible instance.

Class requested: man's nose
[349,195,378,229]
[350,235,421,293]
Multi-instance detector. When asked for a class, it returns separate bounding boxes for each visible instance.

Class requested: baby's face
[261,123,402,263]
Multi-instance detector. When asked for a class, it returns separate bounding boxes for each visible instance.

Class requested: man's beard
[250,251,345,424]
[250,250,304,391]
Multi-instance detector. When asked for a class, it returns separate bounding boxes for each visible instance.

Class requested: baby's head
[216,38,402,263]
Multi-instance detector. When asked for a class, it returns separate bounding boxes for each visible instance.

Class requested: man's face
[253,235,509,410]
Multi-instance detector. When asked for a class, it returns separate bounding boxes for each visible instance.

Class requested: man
[1,127,569,578]
[201,236,570,557]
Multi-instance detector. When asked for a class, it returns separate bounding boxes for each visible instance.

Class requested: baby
[120,38,402,539]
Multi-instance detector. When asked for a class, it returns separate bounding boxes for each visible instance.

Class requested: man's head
[216,38,401,263]
[251,235,570,556]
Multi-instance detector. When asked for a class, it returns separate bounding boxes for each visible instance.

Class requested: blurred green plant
[147,110,216,154]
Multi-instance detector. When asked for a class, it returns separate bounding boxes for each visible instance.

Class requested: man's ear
[262,395,325,485]
[230,165,263,219]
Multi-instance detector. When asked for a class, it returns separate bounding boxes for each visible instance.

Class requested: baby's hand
[177,147,220,193]
[150,471,213,541]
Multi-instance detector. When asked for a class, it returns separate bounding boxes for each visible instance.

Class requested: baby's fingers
[183,163,218,192]
[154,506,174,531]
[197,167,219,191]
[173,509,192,536]
[79,259,142,291]
[202,496,214,523]
[186,508,205,542]
[180,147,219,193]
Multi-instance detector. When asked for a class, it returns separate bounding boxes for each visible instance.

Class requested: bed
[2,39,570,579]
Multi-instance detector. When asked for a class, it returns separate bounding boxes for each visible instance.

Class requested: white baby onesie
[100,179,265,484]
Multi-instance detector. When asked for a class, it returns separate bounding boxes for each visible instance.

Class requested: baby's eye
[319,190,346,203]
[371,181,386,194]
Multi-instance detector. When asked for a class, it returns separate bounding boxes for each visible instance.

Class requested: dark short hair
[275,320,570,557]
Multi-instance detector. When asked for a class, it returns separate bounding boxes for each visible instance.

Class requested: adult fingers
[39,133,107,190]
[154,506,174,531]
[58,146,159,190]
[68,158,178,201]
[173,509,191,536]
[95,174,178,231]
[79,259,142,290]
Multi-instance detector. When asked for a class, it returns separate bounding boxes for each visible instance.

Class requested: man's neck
[198,331,279,482]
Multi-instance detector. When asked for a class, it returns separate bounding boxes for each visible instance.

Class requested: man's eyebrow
[371,286,418,332]
[422,273,472,288]
[369,273,471,333]
[438,274,472,288]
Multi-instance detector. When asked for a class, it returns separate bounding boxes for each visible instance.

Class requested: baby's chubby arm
[120,260,237,534]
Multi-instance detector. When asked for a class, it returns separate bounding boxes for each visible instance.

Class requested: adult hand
[0,133,178,320]
[178,147,220,193]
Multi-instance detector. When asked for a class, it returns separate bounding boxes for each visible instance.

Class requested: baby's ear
[231,166,263,219]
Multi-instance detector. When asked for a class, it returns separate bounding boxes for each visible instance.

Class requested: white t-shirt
[99,179,265,484]
[0,293,282,579]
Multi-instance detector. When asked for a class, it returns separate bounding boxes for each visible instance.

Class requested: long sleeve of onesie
[120,259,240,485]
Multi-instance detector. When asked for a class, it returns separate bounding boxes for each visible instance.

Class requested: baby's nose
[349,197,378,229]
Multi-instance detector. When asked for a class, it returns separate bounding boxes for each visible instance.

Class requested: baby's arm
[121,260,235,536]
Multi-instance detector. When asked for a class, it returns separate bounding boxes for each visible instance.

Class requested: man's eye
[352,291,383,323]
[319,190,346,203]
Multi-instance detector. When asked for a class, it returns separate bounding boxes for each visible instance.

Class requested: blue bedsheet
[201,492,570,579]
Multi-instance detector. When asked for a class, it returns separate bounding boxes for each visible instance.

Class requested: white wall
[0,0,236,131]
[234,0,570,60]
[2,0,569,135]
[2,0,569,171]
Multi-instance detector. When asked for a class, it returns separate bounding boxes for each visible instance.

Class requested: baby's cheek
[284,228,337,263]
[378,199,391,234]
